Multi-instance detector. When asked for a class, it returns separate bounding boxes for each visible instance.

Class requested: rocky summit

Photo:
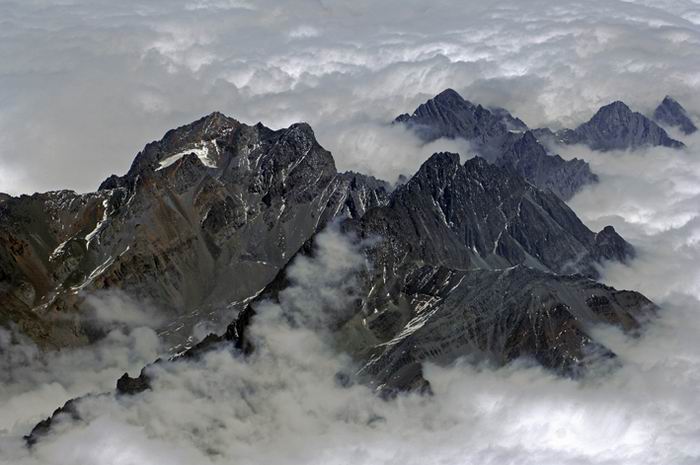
[536,100,686,151]
[0,112,389,350]
[394,89,598,200]
[1,107,661,443]
[653,96,698,135]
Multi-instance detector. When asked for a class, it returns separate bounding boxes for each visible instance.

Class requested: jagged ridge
[394,89,598,200]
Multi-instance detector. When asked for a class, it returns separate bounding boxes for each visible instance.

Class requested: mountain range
[2,90,695,443]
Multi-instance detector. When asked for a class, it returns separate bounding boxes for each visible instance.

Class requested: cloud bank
[2,0,700,193]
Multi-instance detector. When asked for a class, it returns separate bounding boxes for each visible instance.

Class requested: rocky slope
[0,102,668,445]
[394,89,598,200]
[348,153,633,279]
[653,95,697,135]
[536,101,685,151]
[115,152,648,396]
[26,147,655,443]
[0,112,389,349]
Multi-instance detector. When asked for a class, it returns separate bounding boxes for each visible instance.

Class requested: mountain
[336,153,646,390]
[394,89,597,200]
[0,113,389,349]
[496,131,596,200]
[348,153,633,279]
[653,96,697,135]
[115,153,644,391]
[107,152,649,397]
[537,101,685,151]
[23,123,657,443]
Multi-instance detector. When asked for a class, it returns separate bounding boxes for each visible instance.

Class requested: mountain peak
[432,88,465,104]
[395,90,598,200]
[654,95,697,135]
[662,95,678,105]
[286,121,315,136]
[426,151,461,166]
[557,100,685,151]
[194,111,240,135]
[591,100,632,120]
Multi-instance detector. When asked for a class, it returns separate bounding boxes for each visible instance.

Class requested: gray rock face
[548,101,685,151]
[26,144,656,440]
[0,113,389,349]
[109,152,648,395]
[395,89,509,156]
[330,154,647,390]
[350,153,630,278]
[222,152,650,393]
[395,89,597,200]
[353,265,651,391]
[489,106,529,132]
[173,153,641,395]
[653,96,697,135]
[329,172,391,220]
[495,131,598,200]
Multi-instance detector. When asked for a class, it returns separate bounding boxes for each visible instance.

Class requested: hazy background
[2,1,700,464]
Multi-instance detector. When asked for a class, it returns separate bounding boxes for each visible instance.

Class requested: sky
[3,1,700,464]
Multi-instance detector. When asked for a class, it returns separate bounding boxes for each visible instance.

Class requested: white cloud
[2,0,700,193]
[0,326,162,436]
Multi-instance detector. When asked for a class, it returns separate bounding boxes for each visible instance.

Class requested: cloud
[560,132,700,300]
[83,291,167,330]
[2,0,700,194]
[0,326,162,437]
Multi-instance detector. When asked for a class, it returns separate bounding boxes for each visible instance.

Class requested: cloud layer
[2,0,700,193]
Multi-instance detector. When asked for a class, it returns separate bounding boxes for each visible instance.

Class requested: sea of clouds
[2,0,700,464]
[2,0,700,193]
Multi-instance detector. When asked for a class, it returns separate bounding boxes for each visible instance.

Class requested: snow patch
[85,198,110,249]
[156,142,217,171]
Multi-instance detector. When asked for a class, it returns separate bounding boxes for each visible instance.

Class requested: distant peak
[598,100,632,114]
[654,94,697,135]
[662,95,678,105]
[202,110,232,125]
[432,88,465,103]
[192,111,240,136]
[586,101,635,126]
